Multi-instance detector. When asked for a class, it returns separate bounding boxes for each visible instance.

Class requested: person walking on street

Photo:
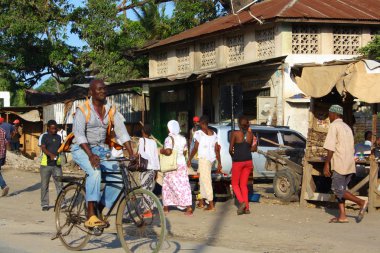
[11,119,22,152]
[229,115,257,215]
[138,124,160,218]
[188,115,222,211]
[40,120,63,211]
[0,127,9,197]
[161,120,193,216]
[71,79,134,228]
[0,117,14,149]
[323,105,368,223]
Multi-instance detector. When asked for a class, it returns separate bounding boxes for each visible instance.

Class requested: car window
[281,131,305,148]
[256,131,279,147]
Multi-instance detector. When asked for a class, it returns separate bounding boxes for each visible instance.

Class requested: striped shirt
[0,128,7,159]
[72,98,131,148]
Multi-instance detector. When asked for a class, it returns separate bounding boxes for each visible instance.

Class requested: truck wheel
[273,169,298,201]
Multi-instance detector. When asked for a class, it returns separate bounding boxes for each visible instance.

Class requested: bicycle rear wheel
[55,184,91,251]
[116,188,166,253]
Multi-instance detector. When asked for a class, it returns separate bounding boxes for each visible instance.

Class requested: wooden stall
[0,107,43,159]
[292,60,380,213]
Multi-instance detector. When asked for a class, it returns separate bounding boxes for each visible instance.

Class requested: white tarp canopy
[293,60,380,103]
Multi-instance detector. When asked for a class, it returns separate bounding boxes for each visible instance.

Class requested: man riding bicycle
[71,79,134,228]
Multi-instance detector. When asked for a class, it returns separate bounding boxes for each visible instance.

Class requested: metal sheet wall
[42,94,142,124]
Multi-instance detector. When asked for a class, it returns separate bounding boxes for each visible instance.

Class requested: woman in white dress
[160,120,193,216]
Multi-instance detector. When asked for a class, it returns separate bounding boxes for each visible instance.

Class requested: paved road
[1,167,380,253]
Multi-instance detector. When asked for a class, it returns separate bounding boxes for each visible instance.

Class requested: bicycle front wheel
[55,184,91,251]
[116,188,166,253]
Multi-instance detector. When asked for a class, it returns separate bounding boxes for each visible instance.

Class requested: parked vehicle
[190,123,306,200]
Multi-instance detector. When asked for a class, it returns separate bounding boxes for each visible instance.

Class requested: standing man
[40,120,63,211]
[11,119,22,152]
[71,79,134,228]
[323,105,368,223]
[188,115,222,211]
[0,127,9,196]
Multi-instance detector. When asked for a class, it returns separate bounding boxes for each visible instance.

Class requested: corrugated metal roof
[144,0,380,50]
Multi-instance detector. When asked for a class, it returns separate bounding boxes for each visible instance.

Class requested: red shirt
[0,128,7,159]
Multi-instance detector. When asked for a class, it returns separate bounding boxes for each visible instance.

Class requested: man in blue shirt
[0,117,14,146]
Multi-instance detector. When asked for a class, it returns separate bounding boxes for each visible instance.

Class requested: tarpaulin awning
[6,110,41,122]
[292,60,380,103]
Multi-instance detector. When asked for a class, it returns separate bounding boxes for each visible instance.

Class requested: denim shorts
[331,171,353,201]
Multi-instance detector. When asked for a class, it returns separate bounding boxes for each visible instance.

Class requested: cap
[193,116,200,122]
[329,105,343,115]
[13,119,20,124]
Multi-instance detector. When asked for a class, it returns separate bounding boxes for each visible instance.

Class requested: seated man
[71,79,134,228]
[354,130,372,158]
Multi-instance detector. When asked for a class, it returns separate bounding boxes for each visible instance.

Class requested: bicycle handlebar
[100,157,132,162]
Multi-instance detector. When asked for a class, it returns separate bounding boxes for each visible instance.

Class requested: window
[256,131,279,147]
[281,132,305,148]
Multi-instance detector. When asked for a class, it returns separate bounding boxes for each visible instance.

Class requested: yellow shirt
[323,118,355,175]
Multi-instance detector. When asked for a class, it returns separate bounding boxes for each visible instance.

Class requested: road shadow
[8,182,41,197]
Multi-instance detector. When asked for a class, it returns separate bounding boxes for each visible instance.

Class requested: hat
[329,105,343,115]
[13,119,20,124]
[193,116,200,122]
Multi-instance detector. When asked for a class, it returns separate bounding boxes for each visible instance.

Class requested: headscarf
[167,120,180,135]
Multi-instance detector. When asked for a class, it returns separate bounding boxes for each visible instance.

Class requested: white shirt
[138,137,160,170]
[193,130,218,162]
[164,134,187,165]
[111,139,124,158]
[57,129,67,144]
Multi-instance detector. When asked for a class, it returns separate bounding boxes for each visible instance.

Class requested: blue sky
[37,0,174,86]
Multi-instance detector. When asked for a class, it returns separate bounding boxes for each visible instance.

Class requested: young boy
[40,120,63,211]
[188,115,222,211]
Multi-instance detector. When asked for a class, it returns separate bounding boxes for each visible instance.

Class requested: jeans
[71,144,122,208]
[10,141,20,151]
[40,165,63,207]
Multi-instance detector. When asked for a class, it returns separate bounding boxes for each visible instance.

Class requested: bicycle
[52,156,166,253]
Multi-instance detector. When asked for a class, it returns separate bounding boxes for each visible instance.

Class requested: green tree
[169,0,221,35]
[0,0,82,88]
[359,35,380,60]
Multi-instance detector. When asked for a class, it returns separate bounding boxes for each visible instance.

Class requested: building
[141,0,380,138]
[0,107,43,158]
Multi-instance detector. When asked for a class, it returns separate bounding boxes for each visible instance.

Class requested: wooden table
[300,156,380,213]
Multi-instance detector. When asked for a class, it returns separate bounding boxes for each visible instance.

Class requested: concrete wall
[0,92,10,107]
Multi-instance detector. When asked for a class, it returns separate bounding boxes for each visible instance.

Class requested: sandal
[84,215,107,228]
[357,200,368,223]
[329,217,349,223]
[99,214,110,228]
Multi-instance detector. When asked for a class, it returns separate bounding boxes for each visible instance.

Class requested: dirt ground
[0,164,380,253]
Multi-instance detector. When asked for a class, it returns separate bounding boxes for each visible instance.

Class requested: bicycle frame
[55,160,146,229]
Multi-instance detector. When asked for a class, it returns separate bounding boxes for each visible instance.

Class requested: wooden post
[368,104,378,213]
[200,80,204,115]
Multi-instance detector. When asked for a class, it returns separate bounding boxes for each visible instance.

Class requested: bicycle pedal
[92,226,104,236]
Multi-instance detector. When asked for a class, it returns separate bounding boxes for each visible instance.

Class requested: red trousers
[231,160,253,210]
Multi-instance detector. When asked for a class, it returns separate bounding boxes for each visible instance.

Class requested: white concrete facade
[0,91,11,107]
[147,22,380,135]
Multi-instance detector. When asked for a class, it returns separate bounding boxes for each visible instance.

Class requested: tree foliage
[359,35,380,60]
[0,0,225,105]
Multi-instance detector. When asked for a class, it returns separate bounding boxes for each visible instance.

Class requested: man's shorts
[331,171,353,202]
